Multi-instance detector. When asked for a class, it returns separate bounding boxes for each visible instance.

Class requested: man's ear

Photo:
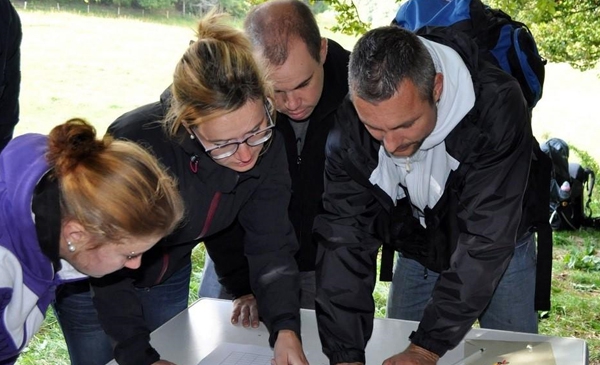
[433,73,444,103]
[319,37,328,65]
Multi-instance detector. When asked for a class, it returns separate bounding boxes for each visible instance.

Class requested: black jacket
[209,39,350,288]
[313,28,549,364]
[90,90,301,365]
[278,39,350,271]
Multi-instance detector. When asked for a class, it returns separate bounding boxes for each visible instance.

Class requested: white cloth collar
[369,37,475,220]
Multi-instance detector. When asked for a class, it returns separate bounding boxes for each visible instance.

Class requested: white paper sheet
[198,343,273,365]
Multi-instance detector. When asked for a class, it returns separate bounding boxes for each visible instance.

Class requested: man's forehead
[271,61,314,91]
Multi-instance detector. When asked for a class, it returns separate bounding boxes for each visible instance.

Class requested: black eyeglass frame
[190,103,276,160]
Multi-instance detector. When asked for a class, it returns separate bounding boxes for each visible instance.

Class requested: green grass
[11,3,600,365]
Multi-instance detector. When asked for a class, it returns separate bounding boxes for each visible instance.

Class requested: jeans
[53,263,191,365]
[386,233,538,333]
[199,256,317,309]
[198,256,233,299]
[53,281,113,365]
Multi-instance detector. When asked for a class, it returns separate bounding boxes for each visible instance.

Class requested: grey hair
[244,0,322,66]
[348,25,436,103]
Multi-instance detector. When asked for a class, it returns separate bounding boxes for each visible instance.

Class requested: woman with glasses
[52,12,309,365]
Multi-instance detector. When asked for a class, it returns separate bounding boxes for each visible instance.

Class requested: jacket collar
[307,39,350,125]
[32,170,62,272]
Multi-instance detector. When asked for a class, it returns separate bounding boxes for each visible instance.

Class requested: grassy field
[10,4,600,365]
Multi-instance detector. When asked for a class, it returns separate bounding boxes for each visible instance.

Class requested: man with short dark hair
[314,24,546,365]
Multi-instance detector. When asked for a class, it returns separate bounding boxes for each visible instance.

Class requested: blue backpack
[393,0,546,108]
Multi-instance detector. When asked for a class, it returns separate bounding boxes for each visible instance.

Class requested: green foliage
[309,0,329,14]
[488,0,600,71]
[322,0,369,36]
[218,0,251,19]
[189,244,207,303]
[571,145,600,182]
[320,0,600,70]
[564,243,600,271]
[552,232,575,247]
[135,0,176,10]
[570,145,600,216]
[112,0,134,7]
[17,310,69,365]
[245,0,328,15]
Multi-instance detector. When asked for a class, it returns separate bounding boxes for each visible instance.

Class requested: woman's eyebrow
[205,117,265,144]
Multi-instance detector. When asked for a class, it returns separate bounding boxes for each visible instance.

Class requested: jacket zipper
[154,253,170,285]
[197,191,222,239]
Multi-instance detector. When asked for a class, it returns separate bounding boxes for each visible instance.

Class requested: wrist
[406,343,439,362]
[276,329,298,340]
[409,330,449,357]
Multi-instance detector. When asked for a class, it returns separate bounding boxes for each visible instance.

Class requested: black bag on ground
[541,138,596,230]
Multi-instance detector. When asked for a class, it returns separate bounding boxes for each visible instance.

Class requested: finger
[250,305,260,328]
[241,306,250,327]
[231,305,241,324]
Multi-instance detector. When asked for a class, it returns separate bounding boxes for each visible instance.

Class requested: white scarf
[369,37,476,221]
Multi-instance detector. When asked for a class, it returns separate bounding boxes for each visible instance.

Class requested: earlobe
[182,122,196,140]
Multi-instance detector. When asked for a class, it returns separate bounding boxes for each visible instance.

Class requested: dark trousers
[53,263,192,365]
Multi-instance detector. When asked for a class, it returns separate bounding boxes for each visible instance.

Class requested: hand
[151,360,178,365]
[382,343,439,365]
[272,330,309,365]
[231,294,260,328]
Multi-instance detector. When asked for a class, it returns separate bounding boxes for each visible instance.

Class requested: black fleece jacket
[90,90,301,365]
[208,39,350,293]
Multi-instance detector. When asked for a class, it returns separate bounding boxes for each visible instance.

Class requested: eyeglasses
[192,104,275,160]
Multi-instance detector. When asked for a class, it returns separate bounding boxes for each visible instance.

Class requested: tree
[219,0,252,18]
[136,0,176,10]
[321,0,599,71]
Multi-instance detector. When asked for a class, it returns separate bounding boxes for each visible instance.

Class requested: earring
[67,241,76,252]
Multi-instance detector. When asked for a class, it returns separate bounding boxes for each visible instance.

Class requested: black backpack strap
[584,168,595,219]
[535,223,552,310]
[531,143,553,311]
[379,245,395,281]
